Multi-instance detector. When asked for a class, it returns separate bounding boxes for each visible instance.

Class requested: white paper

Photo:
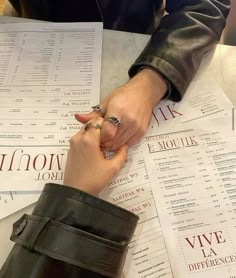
[149,79,232,131]
[142,100,236,277]
[220,45,236,106]
[0,191,40,219]
[0,22,103,191]
[100,79,233,278]
[100,145,173,278]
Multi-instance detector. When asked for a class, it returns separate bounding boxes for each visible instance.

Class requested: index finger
[83,117,104,145]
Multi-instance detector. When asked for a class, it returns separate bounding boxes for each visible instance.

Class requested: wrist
[64,181,98,196]
[131,68,168,107]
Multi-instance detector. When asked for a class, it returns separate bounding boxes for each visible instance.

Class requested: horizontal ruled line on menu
[147,129,193,139]
[0,85,92,87]
[138,217,159,226]
[0,30,95,33]
[0,132,77,133]
[126,198,154,209]
[0,107,90,109]
[182,109,224,123]
[111,183,150,196]
[0,119,76,121]
[134,226,161,237]
[0,145,68,147]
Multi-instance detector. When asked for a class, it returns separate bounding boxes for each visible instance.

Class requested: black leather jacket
[9,0,230,100]
[0,184,138,277]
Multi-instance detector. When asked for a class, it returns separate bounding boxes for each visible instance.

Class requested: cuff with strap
[11,214,128,277]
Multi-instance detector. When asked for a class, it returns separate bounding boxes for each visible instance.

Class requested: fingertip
[74,113,88,123]
[75,111,104,123]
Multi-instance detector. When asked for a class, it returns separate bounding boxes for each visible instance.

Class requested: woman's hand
[75,69,167,151]
[64,117,127,195]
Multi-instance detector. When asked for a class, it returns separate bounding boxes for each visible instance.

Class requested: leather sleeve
[0,183,138,278]
[129,0,231,101]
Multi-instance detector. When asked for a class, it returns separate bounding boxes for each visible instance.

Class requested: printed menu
[100,79,234,277]
[0,22,103,191]
[1,22,236,278]
[142,109,236,277]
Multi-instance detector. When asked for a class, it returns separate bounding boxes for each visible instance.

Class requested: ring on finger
[91,123,102,130]
[92,104,103,114]
[84,122,102,131]
[105,116,121,128]
[84,122,91,131]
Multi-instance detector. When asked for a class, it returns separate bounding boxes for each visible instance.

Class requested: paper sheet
[220,45,236,106]
[100,144,173,278]
[0,22,236,277]
[149,79,232,130]
[142,81,236,277]
[0,191,39,219]
[0,22,103,191]
[142,121,236,277]
[99,79,233,277]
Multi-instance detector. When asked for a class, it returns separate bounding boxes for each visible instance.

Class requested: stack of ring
[105,116,121,128]
[84,122,102,131]
[92,104,103,114]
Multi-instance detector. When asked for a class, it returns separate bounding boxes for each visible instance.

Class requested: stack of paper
[100,77,235,277]
[0,22,103,218]
[141,79,236,278]
[1,22,236,278]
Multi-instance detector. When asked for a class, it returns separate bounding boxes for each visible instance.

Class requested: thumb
[74,111,99,124]
[110,145,128,175]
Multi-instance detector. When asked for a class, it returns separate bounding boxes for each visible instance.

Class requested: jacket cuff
[33,183,138,244]
[129,55,184,102]
[10,183,138,277]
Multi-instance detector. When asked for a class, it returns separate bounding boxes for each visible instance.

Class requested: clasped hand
[64,117,127,195]
[64,69,167,195]
[75,69,167,151]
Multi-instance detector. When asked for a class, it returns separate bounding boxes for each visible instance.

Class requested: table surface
[0,16,236,269]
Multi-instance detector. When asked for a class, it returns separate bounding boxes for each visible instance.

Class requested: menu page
[100,79,233,278]
[0,191,39,219]
[220,45,236,106]
[0,22,103,191]
[142,115,236,277]
[100,144,173,278]
[149,79,232,129]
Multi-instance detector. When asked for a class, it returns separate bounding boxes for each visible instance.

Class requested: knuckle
[69,135,77,147]
[97,116,104,122]
[127,114,139,127]
[110,163,120,175]
[102,127,116,141]
[139,126,147,137]
[81,135,93,147]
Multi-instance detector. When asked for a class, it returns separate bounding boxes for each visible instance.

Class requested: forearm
[129,68,168,106]
[0,183,138,278]
[129,0,230,101]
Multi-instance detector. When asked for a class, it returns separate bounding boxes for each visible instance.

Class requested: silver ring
[92,104,102,113]
[92,123,102,130]
[84,122,102,131]
[84,122,91,131]
[105,116,121,128]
